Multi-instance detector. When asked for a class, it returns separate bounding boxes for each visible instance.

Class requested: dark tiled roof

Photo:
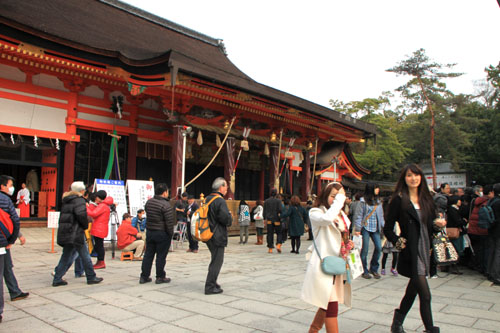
[0,0,376,135]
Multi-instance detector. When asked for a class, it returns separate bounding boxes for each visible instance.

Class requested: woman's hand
[434,216,447,228]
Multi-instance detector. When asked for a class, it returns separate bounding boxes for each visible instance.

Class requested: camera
[110,204,117,212]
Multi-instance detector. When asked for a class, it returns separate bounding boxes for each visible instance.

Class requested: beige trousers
[122,239,145,256]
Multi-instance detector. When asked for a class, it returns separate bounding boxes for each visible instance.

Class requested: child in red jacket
[117,213,144,260]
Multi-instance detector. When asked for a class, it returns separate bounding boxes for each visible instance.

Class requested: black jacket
[0,191,20,247]
[446,206,465,229]
[206,192,233,247]
[144,195,175,235]
[263,196,283,222]
[384,195,438,278]
[57,191,88,247]
[490,197,500,238]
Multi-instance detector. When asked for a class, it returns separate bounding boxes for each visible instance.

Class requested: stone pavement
[2,228,500,332]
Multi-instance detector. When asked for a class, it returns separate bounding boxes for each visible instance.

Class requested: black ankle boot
[424,327,440,333]
[391,309,406,333]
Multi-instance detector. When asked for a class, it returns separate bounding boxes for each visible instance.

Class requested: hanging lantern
[34,135,38,148]
[55,138,60,150]
[307,141,313,150]
[216,134,222,147]
[197,131,203,146]
[270,132,277,143]
[264,143,270,156]
[223,119,230,130]
[10,133,15,144]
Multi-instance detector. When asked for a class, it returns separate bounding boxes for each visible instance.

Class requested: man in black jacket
[52,181,103,287]
[140,183,175,284]
[487,183,500,285]
[204,177,233,295]
[263,188,284,253]
[0,175,21,322]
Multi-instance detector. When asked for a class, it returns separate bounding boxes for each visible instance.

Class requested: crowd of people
[1,168,500,331]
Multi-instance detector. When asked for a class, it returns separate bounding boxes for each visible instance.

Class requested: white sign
[47,211,60,228]
[425,173,466,188]
[93,179,127,240]
[126,180,155,216]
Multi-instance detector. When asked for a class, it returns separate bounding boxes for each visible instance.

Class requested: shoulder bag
[432,230,459,265]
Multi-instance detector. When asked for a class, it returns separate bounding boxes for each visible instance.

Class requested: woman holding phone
[384,164,446,333]
[302,182,353,333]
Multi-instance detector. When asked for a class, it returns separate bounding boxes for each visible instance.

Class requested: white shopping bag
[352,235,362,250]
[347,249,363,280]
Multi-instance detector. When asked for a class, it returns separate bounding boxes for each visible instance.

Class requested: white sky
[123,0,500,108]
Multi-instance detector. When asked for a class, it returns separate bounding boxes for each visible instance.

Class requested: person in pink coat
[87,190,114,269]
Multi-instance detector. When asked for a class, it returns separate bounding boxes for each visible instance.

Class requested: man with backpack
[468,185,494,274]
[486,184,500,285]
[204,177,232,295]
[0,175,21,323]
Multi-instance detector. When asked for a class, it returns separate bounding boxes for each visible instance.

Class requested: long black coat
[57,192,88,247]
[384,195,438,278]
[206,192,233,247]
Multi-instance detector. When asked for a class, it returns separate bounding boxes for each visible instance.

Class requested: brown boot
[276,243,282,253]
[309,308,326,333]
[258,235,263,245]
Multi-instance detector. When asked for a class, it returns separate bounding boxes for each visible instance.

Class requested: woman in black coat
[384,164,446,333]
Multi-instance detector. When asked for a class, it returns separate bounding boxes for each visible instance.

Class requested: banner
[93,179,127,240]
[126,180,155,216]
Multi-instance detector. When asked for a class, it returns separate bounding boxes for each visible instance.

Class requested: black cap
[95,190,107,200]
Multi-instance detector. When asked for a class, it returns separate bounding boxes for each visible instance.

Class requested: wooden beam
[0,124,80,142]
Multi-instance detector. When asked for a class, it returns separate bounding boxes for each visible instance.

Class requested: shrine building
[0,0,376,219]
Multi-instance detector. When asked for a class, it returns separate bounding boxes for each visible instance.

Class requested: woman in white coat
[302,182,353,333]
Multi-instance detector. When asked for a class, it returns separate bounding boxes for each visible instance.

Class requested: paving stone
[173,314,254,332]
[180,291,239,305]
[127,302,193,322]
[88,290,148,308]
[52,315,126,332]
[226,299,297,317]
[21,302,82,324]
[42,290,98,307]
[146,322,195,332]
[113,315,159,331]
[173,299,242,319]
[78,303,137,323]
[471,318,500,332]
[441,305,500,321]
[0,316,62,332]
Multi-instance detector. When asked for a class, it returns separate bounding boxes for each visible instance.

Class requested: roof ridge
[99,0,222,48]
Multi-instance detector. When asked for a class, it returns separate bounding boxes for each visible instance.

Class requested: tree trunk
[417,76,437,188]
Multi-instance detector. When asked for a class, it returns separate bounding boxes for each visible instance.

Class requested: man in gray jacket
[140,183,175,284]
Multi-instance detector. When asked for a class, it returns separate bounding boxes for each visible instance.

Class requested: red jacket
[117,220,139,249]
[468,196,489,236]
[87,196,114,238]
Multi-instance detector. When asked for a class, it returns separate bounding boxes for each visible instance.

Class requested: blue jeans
[53,243,96,283]
[4,249,22,298]
[361,228,382,274]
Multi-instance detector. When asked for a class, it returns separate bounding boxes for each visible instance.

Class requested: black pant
[141,230,171,279]
[382,252,398,269]
[186,222,199,250]
[291,236,301,252]
[93,237,105,261]
[266,221,282,248]
[398,276,434,330]
[205,240,224,291]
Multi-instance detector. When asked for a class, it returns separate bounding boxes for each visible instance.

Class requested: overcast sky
[123,0,500,108]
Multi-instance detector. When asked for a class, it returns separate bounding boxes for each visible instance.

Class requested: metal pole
[181,132,186,194]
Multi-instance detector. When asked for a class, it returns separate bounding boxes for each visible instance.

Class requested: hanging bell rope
[278,137,296,177]
[233,127,252,173]
[185,117,236,189]
[274,129,283,190]
[309,138,319,198]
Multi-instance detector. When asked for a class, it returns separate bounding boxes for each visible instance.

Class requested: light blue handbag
[312,236,347,276]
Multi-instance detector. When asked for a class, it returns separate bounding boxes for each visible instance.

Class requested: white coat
[301,193,352,309]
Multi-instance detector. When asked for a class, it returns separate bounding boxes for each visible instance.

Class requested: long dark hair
[314,182,343,209]
[391,164,435,224]
[363,182,379,206]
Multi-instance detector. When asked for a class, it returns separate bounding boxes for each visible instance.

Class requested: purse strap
[362,204,378,227]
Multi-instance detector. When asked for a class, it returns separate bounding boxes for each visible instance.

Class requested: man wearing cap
[52,181,103,287]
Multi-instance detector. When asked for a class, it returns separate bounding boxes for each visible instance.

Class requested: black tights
[291,236,301,252]
[382,252,398,269]
[399,275,433,330]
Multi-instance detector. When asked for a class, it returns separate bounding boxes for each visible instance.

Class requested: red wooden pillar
[62,80,84,191]
[171,125,183,198]
[300,150,311,201]
[269,145,279,192]
[127,102,139,180]
[224,137,235,200]
[259,154,265,201]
